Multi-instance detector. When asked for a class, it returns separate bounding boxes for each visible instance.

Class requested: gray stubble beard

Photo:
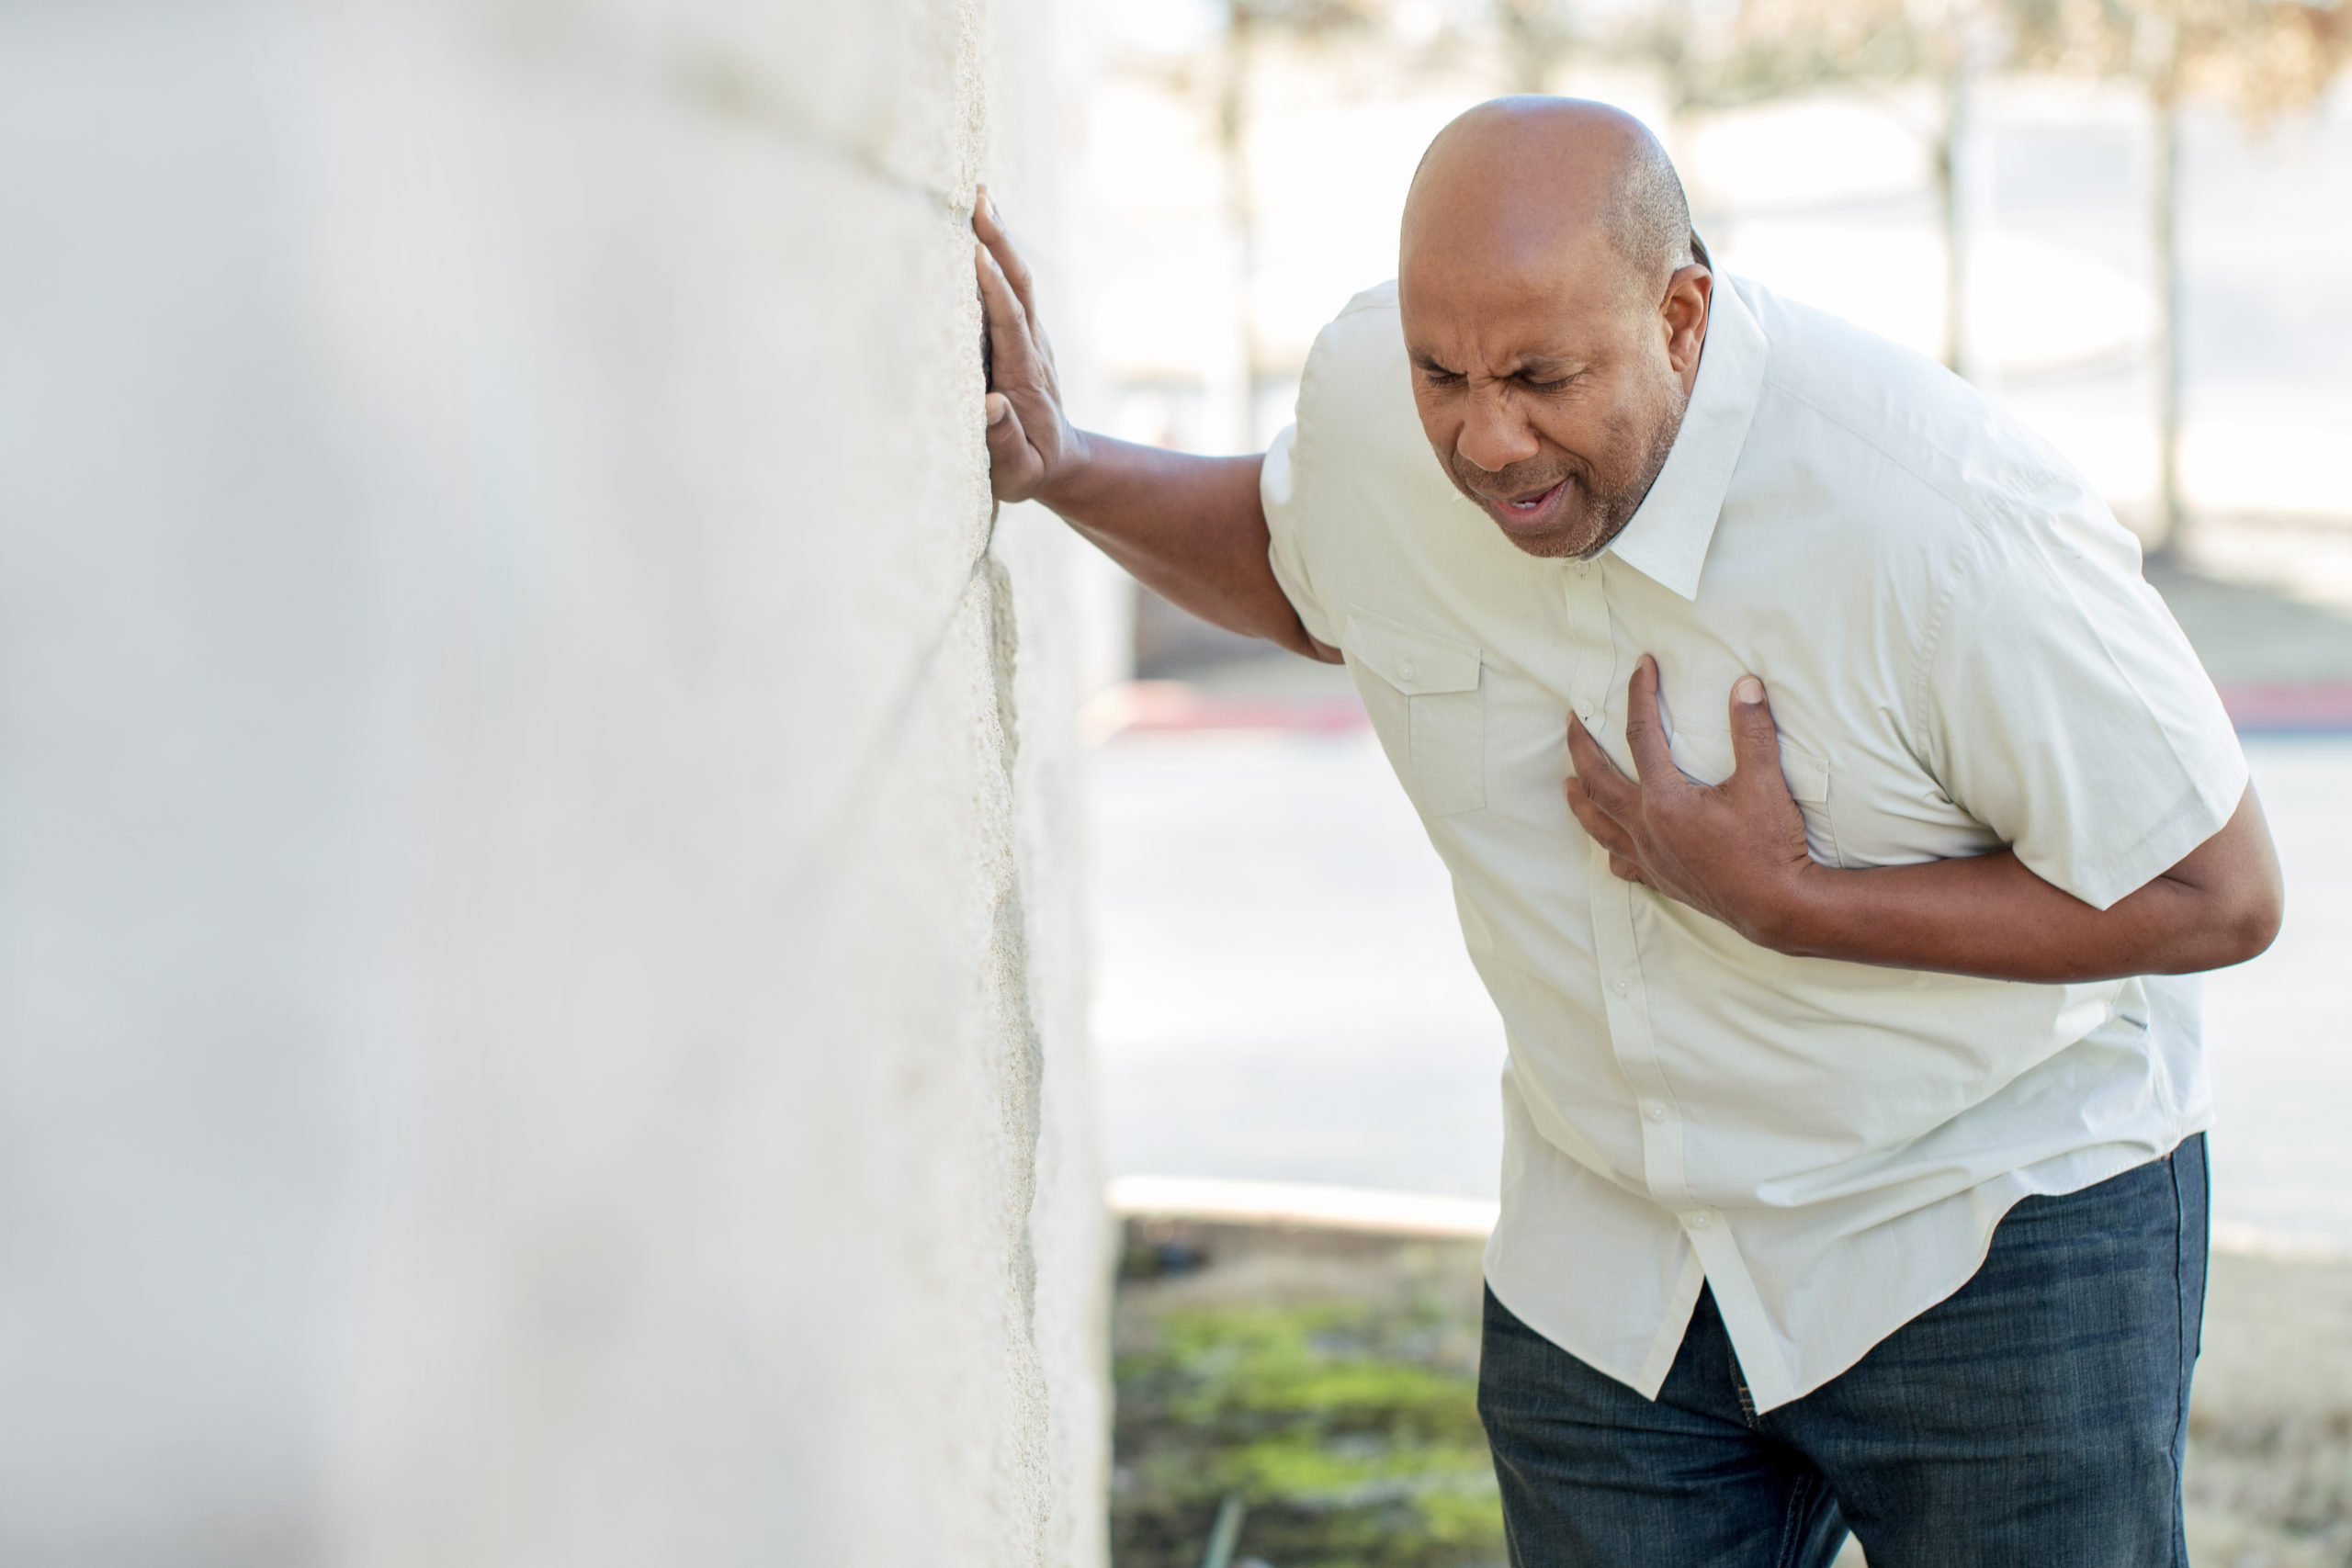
[1567,378,1690,561]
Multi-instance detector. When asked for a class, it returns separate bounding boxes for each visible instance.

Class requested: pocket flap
[1343,609,1480,695]
[1776,739,1830,805]
[1667,722,1830,804]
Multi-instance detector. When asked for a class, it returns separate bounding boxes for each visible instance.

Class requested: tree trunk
[1939,67,1970,376]
[2151,91,2187,558]
[1217,13,1261,453]
[1501,5,1544,93]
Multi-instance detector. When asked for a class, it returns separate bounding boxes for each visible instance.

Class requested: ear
[1661,265,1711,382]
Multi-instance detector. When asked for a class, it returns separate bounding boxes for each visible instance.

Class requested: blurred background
[1060,3,2352,1562]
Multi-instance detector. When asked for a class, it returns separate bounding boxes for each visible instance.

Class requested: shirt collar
[1600,276,1770,600]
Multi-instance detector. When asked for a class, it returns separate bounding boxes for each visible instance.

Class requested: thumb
[1726,675,1784,792]
[984,391,1044,499]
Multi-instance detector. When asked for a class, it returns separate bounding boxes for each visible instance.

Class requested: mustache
[1446,453,1585,501]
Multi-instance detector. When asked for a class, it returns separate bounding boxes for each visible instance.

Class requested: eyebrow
[1409,352,1581,379]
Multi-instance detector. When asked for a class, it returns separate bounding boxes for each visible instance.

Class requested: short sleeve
[1920,505,2246,911]
[1261,423,1339,648]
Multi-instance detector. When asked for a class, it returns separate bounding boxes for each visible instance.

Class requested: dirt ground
[1111,1218,2352,1568]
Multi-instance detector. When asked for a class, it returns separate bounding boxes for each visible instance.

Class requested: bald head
[1394,98,1713,560]
[1403,97,1694,301]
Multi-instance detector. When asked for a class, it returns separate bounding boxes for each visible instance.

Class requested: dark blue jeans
[1477,1134,2208,1567]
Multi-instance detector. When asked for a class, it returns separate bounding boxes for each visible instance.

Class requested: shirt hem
[1740,1121,2209,1412]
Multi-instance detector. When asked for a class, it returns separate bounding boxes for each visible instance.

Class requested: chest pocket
[1344,609,1485,818]
[1668,721,1840,866]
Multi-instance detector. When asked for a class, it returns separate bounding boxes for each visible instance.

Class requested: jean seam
[2167,1143,2190,1568]
[1773,1470,1816,1568]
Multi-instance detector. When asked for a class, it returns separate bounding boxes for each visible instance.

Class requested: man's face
[1399,233,1691,560]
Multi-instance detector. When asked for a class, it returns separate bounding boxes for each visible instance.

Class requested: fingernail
[1735,675,1764,705]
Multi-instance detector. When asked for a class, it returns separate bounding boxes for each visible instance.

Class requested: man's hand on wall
[1564,656,1815,947]
[974,189,1083,505]
[967,190,1329,659]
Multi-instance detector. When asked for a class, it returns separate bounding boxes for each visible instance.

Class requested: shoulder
[1270,281,1498,600]
[1732,277,2142,587]
[1290,279,1454,503]
[1300,280,1412,431]
[1328,277,1402,333]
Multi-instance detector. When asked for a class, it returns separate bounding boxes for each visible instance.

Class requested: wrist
[1740,858,1832,956]
[1035,423,1098,514]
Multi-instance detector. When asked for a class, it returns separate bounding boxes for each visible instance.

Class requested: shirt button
[1612,978,1629,995]
[1644,1101,1666,1122]
[1397,659,1416,682]
[1687,1212,1711,1230]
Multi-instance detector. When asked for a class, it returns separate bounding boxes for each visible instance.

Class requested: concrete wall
[0,3,1104,1563]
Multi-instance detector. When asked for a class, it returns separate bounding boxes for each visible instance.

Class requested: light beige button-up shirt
[1261,274,2246,1411]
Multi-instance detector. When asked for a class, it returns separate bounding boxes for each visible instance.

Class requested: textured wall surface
[0,3,1103,1563]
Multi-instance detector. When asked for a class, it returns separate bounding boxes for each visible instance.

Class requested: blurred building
[0,3,1103,1564]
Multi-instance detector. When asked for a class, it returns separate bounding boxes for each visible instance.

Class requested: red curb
[2218,683,2352,733]
[1083,681,1368,739]
[1087,681,2352,740]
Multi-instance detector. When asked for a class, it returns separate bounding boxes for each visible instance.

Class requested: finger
[975,243,1044,391]
[984,389,1044,498]
[1566,713,1637,821]
[1623,656,1675,784]
[1725,674,1788,796]
[1563,774,1639,859]
[971,187,1042,332]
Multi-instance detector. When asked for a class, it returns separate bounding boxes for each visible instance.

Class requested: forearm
[1042,434,1334,660]
[1765,852,2199,982]
[1760,791,2281,983]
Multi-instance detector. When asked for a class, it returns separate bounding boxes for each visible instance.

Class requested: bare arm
[973,192,1337,661]
[1770,790,2279,981]
[1565,657,2284,983]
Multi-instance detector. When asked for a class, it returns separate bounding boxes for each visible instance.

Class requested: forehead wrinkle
[1402,235,1626,378]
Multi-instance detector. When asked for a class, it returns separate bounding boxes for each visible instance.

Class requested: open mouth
[1478,478,1569,535]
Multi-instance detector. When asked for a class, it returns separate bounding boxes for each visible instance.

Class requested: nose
[1455,383,1539,474]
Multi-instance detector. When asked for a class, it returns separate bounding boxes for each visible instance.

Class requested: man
[977,98,2283,1565]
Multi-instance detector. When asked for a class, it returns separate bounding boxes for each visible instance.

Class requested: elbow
[2186,878,2284,972]
[2223,881,2285,966]
[2172,784,2286,972]
[1268,611,1343,664]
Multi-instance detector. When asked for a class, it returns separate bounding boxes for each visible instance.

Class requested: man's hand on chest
[1564,655,1817,947]
[1566,656,2281,981]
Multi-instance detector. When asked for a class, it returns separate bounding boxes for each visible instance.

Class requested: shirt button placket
[1567,565,1689,1207]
